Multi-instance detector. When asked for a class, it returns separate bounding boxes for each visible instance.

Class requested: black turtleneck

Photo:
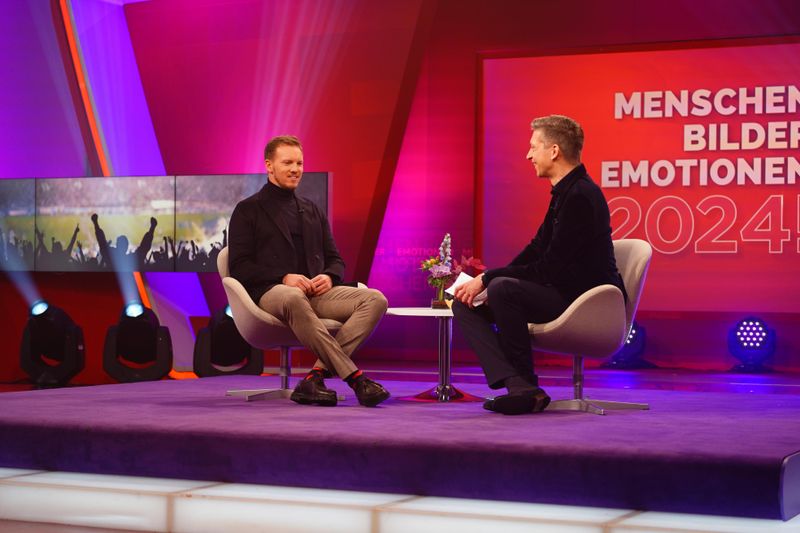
[265,180,309,277]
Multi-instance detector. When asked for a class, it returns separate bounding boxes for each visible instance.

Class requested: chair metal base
[549,398,650,416]
[547,355,651,415]
[226,347,296,402]
[226,388,293,402]
[226,388,347,402]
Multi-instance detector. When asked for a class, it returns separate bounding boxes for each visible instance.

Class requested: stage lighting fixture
[20,301,85,387]
[728,316,775,373]
[124,301,144,318]
[601,321,656,369]
[103,303,173,382]
[30,300,49,316]
[193,305,263,377]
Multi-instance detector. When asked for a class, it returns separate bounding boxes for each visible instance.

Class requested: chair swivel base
[226,388,347,402]
[226,388,293,401]
[548,398,649,416]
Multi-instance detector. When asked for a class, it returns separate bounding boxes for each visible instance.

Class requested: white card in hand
[445,272,488,306]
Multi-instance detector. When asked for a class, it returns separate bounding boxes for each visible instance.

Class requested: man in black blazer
[228,136,390,407]
[453,115,626,415]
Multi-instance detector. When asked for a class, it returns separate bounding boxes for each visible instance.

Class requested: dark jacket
[228,183,345,304]
[483,163,626,302]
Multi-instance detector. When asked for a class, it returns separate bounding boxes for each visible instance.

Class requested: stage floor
[366,362,800,395]
[1,371,799,522]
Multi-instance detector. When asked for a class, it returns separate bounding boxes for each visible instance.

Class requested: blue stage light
[601,320,656,369]
[626,323,641,347]
[728,316,775,373]
[21,303,85,387]
[30,300,49,317]
[104,305,172,382]
[193,305,262,377]
[124,302,144,318]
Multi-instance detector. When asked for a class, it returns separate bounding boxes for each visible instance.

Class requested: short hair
[264,135,303,161]
[530,115,584,163]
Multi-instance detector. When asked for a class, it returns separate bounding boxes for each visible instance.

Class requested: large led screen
[35,176,176,271]
[175,172,330,272]
[0,179,36,271]
[482,40,800,313]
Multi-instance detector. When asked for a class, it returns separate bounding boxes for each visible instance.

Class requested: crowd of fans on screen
[0,214,227,271]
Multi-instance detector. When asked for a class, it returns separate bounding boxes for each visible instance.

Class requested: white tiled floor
[1,468,799,533]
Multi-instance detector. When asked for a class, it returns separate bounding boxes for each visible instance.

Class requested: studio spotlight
[103,303,173,382]
[30,299,49,316]
[728,316,775,373]
[601,320,656,369]
[124,301,144,318]
[20,300,85,387]
[193,305,263,377]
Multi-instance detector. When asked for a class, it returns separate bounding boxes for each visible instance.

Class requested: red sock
[305,367,327,380]
[345,370,363,384]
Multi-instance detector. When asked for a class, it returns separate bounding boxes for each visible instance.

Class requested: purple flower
[429,264,452,278]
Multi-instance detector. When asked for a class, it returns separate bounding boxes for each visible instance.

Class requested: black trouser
[452,276,570,390]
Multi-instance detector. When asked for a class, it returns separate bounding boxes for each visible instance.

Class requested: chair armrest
[221,277,346,349]
[222,277,288,328]
[528,284,628,358]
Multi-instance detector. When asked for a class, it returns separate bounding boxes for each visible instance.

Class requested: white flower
[439,233,451,267]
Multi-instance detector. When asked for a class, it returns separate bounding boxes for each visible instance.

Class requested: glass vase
[431,284,448,309]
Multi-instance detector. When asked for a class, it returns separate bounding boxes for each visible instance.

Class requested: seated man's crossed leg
[260,285,390,407]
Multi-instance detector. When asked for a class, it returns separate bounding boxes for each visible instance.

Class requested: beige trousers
[258,285,388,378]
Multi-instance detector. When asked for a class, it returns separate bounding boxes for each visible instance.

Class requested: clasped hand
[282,273,333,296]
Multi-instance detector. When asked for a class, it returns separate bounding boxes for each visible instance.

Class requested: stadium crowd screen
[0,173,331,273]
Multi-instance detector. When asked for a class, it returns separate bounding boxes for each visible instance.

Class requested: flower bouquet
[420,233,453,308]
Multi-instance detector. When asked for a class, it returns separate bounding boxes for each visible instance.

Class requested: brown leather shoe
[351,376,390,407]
[290,372,337,406]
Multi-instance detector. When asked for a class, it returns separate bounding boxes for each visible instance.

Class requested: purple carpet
[0,375,799,520]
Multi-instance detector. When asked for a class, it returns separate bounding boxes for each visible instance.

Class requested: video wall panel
[35,176,175,271]
[175,172,329,272]
[0,179,36,271]
[0,173,330,272]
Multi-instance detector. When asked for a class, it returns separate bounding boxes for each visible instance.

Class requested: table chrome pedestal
[386,307,483,403]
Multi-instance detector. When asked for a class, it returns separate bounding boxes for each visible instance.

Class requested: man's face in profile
[266,144,303,190]
[526,130,553,179]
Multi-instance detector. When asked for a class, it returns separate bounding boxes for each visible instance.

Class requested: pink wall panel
[124,0,424,281]
[366,0,800,367]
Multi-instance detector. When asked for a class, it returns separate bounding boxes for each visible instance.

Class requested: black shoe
[483,388,551,415]
[290,373,337,406]
[351,376,390,407]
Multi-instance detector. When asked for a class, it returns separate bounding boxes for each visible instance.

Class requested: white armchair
[217,247,346,401]
[528,238,653,415]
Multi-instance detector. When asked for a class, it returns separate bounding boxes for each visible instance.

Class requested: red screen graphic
[482,41,800,313]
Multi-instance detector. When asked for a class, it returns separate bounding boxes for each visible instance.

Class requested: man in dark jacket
[228,135,390,407]
[453,115,625,415]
